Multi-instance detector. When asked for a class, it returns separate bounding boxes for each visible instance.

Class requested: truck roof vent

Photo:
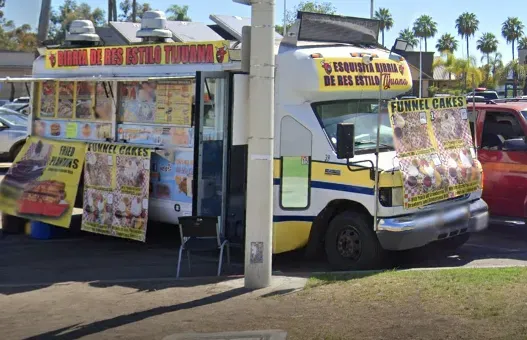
[136,11,172,43]
[65,20,101,46]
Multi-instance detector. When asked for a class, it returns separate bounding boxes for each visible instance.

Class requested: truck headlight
[379,187,403,207]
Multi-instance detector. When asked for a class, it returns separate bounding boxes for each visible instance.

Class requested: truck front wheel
[324,211,383,271]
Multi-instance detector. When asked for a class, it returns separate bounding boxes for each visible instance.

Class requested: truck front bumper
[376,198,489,251]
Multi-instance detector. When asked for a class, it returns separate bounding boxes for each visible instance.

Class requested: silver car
[0,108,27,160]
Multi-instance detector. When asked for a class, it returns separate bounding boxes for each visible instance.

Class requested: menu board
[117,124,193,147]
[82,143,152,242]
[119,80,193,125]
[39,81,57,118]
[33,120,112,141]
[0,137,86,228]
[156,80,193,125]
[389,97,479,209]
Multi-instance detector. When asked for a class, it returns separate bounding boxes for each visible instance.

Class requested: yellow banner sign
[388,97,480,209]
[317,58,412,92]
[45,40,231,69]
[0,137,86,228]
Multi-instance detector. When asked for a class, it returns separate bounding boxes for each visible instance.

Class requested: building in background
[0,50,34,100]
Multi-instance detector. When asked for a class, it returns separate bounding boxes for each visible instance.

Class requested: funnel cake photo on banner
[391,110,433,154]
[84,152,112,188]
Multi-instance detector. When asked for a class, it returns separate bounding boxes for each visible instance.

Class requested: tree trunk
[465,36,469,89]
[424,37,427,52]
[513,40,517,97]
[132,0,137,22]
[381,29,385,47]
[37,0,52,45]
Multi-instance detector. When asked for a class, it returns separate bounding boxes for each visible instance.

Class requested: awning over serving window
[0,75,195,83]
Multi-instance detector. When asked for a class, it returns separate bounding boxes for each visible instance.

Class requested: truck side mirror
[336,123,355,159]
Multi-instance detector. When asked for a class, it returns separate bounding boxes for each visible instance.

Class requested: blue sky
[5,0,526,64]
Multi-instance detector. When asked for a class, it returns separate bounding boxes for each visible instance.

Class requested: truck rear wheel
[324,211,383,271]
[1,213,27,235]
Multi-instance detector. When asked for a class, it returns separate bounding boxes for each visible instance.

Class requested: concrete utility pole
[234,0,275,289]
[37,0,52,44]
[370,0,374,19]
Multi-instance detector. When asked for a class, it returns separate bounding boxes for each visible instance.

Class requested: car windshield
[0,111,27,126]
[312,99,394,152]
[522,110,527,120]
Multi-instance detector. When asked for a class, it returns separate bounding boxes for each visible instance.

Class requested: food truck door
[195,72,230,234]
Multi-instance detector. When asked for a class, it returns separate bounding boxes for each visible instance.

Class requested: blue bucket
[30,221,69,240]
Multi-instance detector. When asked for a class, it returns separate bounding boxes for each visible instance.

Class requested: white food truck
[2,11,488,269]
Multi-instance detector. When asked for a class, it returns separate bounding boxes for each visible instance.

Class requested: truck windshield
[312,99,394,152]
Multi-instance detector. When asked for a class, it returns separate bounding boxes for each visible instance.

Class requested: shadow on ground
[24,287,252,340]
[2,223,527,296]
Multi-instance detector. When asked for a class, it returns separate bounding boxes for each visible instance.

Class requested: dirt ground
[2,268,527,340]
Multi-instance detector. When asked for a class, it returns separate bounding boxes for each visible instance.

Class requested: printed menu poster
[429,102,481,197]
[0,137,86,228]
[155,80,193,125]
[150,152,193,216]
[389,101,448,209]
[76,82,95,119]
[82,143,152,242]
[57,82,75,119]
[119,80,194,125]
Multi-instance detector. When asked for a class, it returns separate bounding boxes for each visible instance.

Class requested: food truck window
[118,80,193,125]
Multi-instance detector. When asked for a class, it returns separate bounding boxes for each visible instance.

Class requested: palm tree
[436,33,458,54]
[166,4,191,21]
[455,12,479,59]
[412,15,437,51]
[519,36,527,50]
[374,8,393,47]
[398,28,419,48]
[476,33,499,65]
[502,17,524,96]
[502,17,524,60]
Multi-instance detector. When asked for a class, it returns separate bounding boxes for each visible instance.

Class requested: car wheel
[10,142,23,161]
[324,211,383,271]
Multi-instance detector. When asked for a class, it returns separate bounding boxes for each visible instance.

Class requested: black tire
[436,233,470,251]
[1,213,27,234]
[324,211,383,271]
[10,142,23,161]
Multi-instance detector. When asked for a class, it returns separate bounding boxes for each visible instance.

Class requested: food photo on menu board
[120,82,157,123]
[117,124,193,147]
[40,81,56,117]
[57,82,75,119]
[155,81,193,125]
[76,82,94,119]
[95,82,112,121]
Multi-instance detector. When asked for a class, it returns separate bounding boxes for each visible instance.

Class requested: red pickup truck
[469,99,527,225]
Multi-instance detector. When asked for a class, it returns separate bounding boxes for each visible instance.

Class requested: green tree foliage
[166,5,191,21]
[398,28,418,48]
[412,14,437,51]
[374,7,393,47]
[119,0,153,22]
[49,0,105,43]
[0,1,37,51]
[436,33,458,54]
[275,1,337,35]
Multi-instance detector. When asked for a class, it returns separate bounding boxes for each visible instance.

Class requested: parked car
[3,103,29,115]
[0,99,10,106]
[12,96,30,104]
[0,107,27,161]
[469,99,527,225]
[467,88,499,100]
[466,95,489,103]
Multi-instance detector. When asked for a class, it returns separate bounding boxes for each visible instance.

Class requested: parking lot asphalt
[1,164,527,290]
